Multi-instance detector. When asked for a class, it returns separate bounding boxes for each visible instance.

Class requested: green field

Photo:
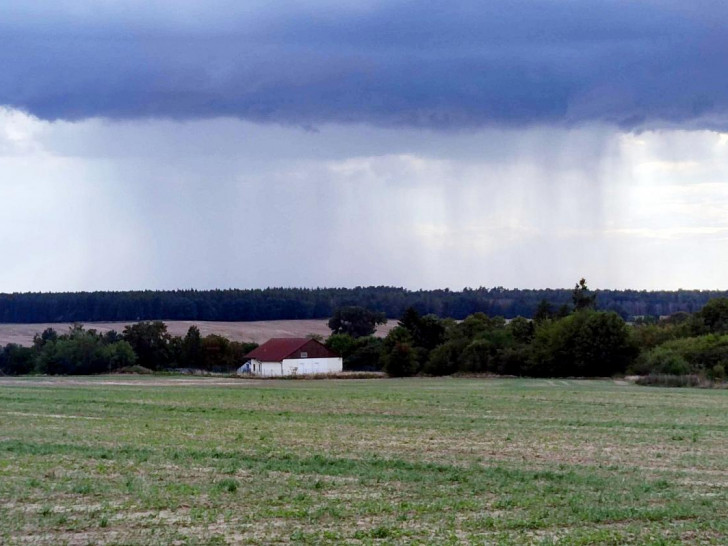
[1,377,727,545]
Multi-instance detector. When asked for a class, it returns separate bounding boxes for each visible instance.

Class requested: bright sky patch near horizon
[1,1,727,292]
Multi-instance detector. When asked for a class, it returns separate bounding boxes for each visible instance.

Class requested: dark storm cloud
[2,0,728,129]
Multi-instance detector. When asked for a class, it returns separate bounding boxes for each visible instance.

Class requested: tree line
[0,323,258,376]
[2,281,727,380]
[1,286,726,324]
[324,282,728,381]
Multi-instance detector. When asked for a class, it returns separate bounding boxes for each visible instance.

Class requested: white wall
[247,357,342,376]
[245,359,279,376]
[281,357,343,376]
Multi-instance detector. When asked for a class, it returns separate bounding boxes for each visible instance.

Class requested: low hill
[0,319,397,348]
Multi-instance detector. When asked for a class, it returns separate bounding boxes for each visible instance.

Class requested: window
[300,352,308,358]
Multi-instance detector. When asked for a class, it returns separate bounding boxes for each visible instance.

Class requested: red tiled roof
[244,338,332,362]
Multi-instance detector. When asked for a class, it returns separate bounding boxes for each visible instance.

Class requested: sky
[1,0,727,292]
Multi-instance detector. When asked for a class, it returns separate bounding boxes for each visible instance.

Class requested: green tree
[459,329,514,374]
[345,337,384,371]
[639,346,691,375]
[328,307,387,338]
[102,330,124,344]
[381,326,418,376]
[399,307,445,350]
[697,298,728,334]
[34,326,131,375]
[122,321,173,370]
[460,339,495,373]
[201,334,231,371]
[556,304,571,318]
[507,316,535,344]
[531,310,635,377]
[325,333,357,359]
[181,325,204,367]
[423,341,462,376]
[101,341,137,370]
[572,278,597,311]
[32,328,58,348]
[534,300,554,322]
[459,313,505,339]
[383,342,417,377]
[0,344,34,375]
[638,334,728,374]
[229,341,258,370]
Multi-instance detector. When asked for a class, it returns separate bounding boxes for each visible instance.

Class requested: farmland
[1,378,727,544]
[0,320,396,348]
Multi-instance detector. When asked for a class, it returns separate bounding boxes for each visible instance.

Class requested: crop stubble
[0,377,727,544]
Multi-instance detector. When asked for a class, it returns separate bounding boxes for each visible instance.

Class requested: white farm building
[241,338,343,377]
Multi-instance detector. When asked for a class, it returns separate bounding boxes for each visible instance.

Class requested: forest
[1,282,727,382]
[0,286,726,323]
[326,284,728,382]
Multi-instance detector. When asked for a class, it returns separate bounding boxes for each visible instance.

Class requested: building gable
[284,338,338,360]
[245,338,338,362]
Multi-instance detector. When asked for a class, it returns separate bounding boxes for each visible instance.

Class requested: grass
[635,374,726,389]
[0,376,727,544]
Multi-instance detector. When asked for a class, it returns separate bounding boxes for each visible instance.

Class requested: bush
[641,347,691,375]
[328,335,383,371]
[649,334,728,373]
[710,364,726,381]
[459,329,515,374]
[531,311,636,377]
[631,322,692,351]
[0,344,35,375]
[34,326,137,375]
[635,374,705,388]
[383,342,418,377]
[460,339,496,373]
[498,346,533,375]
[326,334,357,358]
[697,298,728,334]
[122,321,173,370]
[423,341,463,376]
[114,365,154,375]
[345,338,384,371]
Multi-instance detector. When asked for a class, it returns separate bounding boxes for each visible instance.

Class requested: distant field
[0,319,396,347]
[1,377,727,544]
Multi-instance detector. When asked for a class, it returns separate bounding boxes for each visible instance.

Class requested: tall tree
[697,298,728,334]
[122,321,173,370]
[181,325,204,367]
[328,306,387,338]
[534,299,554,322]
[572,278,597,311]
[398,307,445,350]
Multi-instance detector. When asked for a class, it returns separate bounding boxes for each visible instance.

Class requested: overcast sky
[1,1,727,292]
